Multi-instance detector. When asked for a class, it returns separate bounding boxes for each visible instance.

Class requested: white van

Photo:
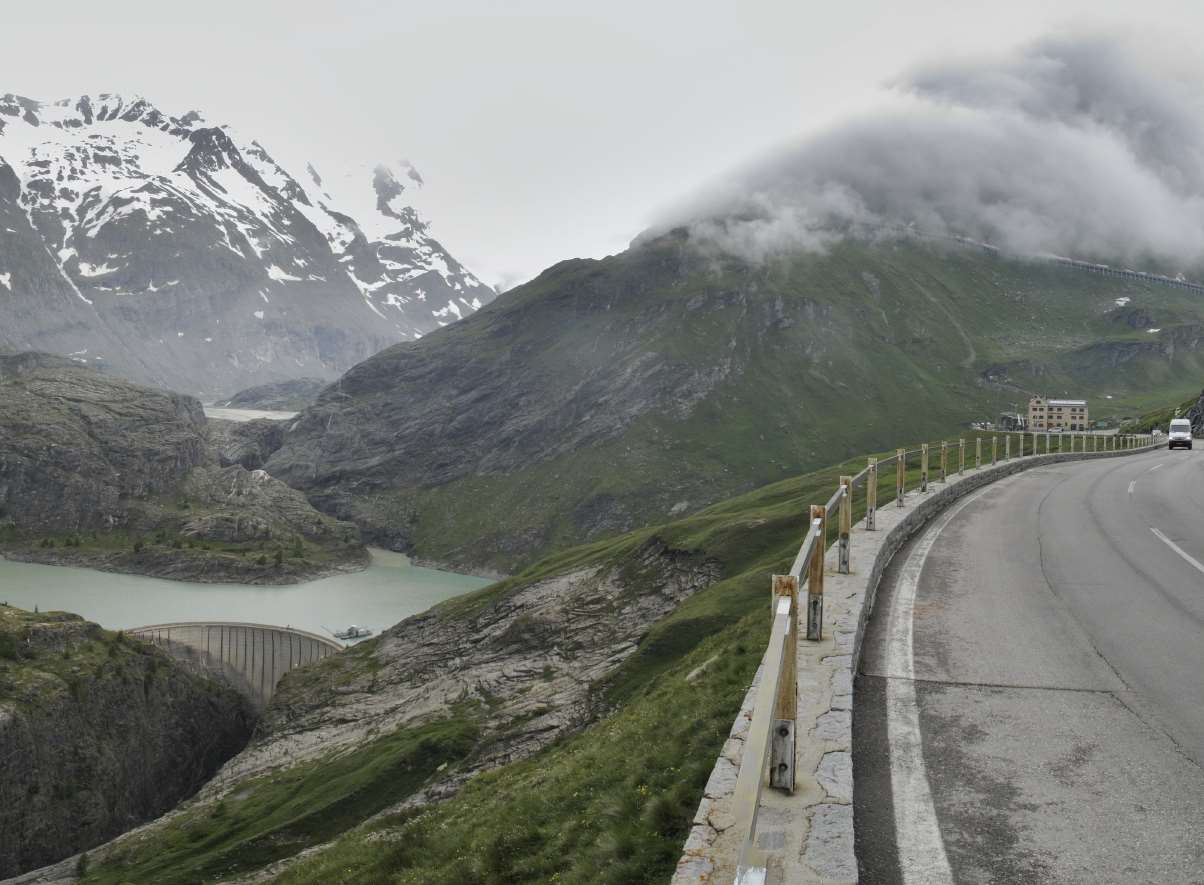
[1168,418,1193,450]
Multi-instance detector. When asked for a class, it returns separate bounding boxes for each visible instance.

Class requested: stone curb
[670,443,1156,884]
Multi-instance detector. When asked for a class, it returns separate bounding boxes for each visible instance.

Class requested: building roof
[1048,399,1087,406]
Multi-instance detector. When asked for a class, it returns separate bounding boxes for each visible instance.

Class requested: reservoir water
[0,549,490,640]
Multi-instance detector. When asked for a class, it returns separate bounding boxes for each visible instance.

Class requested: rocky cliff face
[236,538,720,788]
[1185,389,1204,435]
[215,377,325,412]
[0,606,255,877]
[0,352,365,583]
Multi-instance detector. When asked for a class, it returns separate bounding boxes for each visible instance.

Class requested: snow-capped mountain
[0,93,494,395]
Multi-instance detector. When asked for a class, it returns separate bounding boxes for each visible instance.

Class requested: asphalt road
[855,447,1204,884]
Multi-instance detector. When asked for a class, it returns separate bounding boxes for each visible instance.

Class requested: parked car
[1167,418,1193,450]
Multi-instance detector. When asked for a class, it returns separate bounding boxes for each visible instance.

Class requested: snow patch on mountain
[0,92,495,346]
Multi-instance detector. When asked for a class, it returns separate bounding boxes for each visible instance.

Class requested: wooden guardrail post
[1005,434,1011,460]
[866,457,877,530]
[975,437,982,469]
[896,449,906,507]
[1046,431,1051,453]
[806,507,825,641]
[991,436,998,465]
[1059,432,1064,453]
[1070,433,1075,453]
[959,438,965,475]
[770,574,798,791]
[940,440,948,482]
[920,444,929,492]
[838,476,852,574]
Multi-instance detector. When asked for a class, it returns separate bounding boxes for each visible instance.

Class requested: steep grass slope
[269,232,1204,573]
[86,434,1015,885]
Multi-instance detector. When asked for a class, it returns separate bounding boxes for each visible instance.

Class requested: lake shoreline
[0,550,491,639]
[0,544,371,586]
[410,555,509,583]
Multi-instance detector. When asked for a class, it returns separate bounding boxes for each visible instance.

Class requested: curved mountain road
[855,447,1204,884]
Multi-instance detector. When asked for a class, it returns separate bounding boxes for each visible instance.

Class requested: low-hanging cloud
[661,31,1204,270]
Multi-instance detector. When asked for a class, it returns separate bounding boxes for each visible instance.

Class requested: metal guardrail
[730,429,1155,884]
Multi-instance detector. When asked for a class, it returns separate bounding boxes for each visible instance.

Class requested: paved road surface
[856,448,1204,884]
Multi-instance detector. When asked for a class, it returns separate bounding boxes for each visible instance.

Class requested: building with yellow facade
[1028,396,1089,431]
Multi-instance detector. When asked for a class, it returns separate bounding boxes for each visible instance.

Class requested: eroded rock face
[208,418,286,470]
[0,353,364,583]
[0,351,208,533]
[1186,389,1204,435]
[215,378,325,412]
[224,538,721,796]
[0,607,255,877]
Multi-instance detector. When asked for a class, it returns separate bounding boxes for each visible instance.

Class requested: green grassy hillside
[1120,389,1203,433]
[269,233,1204,573]
[86,429,1070,885]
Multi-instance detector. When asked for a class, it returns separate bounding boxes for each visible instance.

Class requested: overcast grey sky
[5,0,1203,288]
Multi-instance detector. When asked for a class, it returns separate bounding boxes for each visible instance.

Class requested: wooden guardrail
[730,429,1154,884]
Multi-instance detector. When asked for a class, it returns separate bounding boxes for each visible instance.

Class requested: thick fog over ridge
[659,32,1204,270]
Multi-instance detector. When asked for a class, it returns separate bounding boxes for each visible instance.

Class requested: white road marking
[1149,463,1164,472]
[1150,527,1204,576]
[885,488,990,885]
[1128,481,1136,495]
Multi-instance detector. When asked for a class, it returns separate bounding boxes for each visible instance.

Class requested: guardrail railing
[730,429,1154,884]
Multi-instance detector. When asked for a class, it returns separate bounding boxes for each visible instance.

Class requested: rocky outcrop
[0,606,255,877]
[1185,389,1204,435]
[215,378,325,412]
[0,353,365,583]
[209,418,286,470]
[224,538,720,792]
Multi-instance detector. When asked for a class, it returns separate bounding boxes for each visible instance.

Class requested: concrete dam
[128,622,342,707]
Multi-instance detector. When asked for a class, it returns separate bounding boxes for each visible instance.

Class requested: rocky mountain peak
[177,126,252,177]
[0,91,497,395]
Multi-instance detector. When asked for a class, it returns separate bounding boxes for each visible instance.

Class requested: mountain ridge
[0,92,494,395]
[266,230,1204,572]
